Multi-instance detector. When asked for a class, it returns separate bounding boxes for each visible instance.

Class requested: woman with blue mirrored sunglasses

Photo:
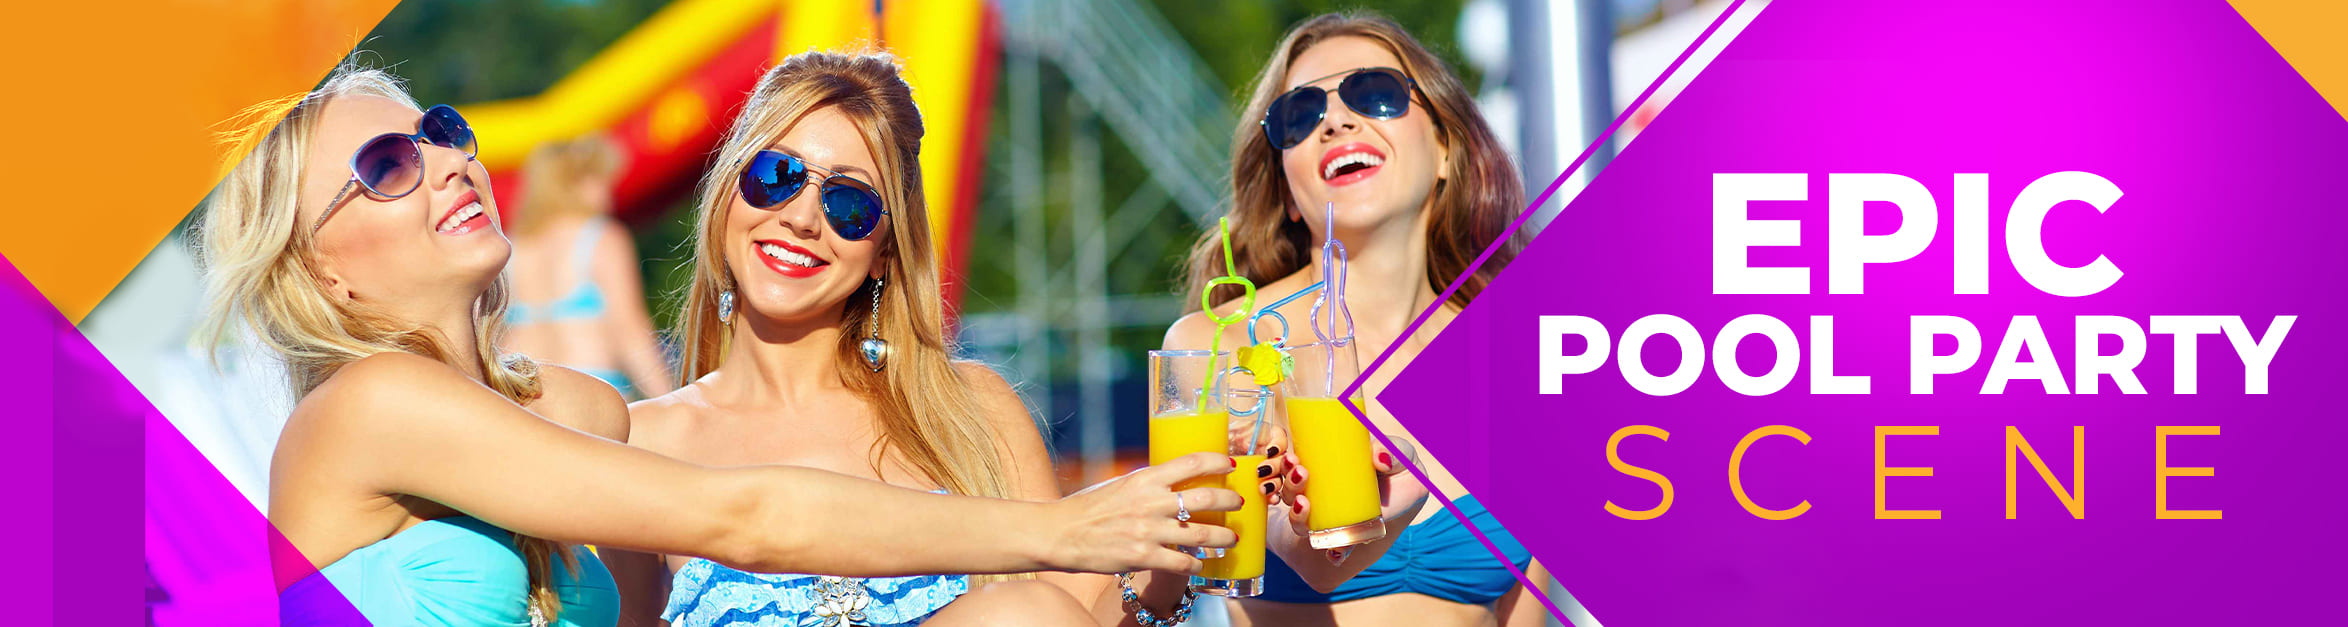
[737,148,891,240]
[623,50,1221,627]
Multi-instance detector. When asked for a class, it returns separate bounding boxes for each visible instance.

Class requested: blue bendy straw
[1308,202,1355,396]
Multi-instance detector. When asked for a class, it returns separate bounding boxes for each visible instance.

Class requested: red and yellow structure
[463,0,998,308]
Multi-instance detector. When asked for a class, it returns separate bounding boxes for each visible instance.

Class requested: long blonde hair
[1185,11,1526,309]
[675,51,1016,504]
[191,65,576,621]
[513,134,624,236]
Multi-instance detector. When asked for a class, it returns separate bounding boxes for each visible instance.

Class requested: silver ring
[1174,492,1191,523]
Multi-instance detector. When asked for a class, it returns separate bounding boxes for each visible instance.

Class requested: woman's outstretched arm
[957,363,1131,623]
[277,352,1240,577]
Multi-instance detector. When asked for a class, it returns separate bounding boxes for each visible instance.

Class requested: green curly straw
[1198,218,1261,455]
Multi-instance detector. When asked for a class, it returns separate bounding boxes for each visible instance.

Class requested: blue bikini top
[1256,495,1532,606]
[507,218,611,326]
[283,516,620,627]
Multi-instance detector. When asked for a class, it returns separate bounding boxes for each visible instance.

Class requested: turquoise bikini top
[292,516,620,627]
[507,218,612,327]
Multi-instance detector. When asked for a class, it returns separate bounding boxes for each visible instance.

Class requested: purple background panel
[0,252,367,625]
[1381,0,2348,624]
[2,257,61,625]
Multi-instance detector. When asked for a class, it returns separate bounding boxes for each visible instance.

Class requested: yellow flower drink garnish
[1236,341,1291,386]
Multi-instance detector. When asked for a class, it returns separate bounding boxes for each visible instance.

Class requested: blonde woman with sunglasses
[616,50,1208,627]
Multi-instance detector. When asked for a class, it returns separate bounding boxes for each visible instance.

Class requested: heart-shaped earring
[859,337,890,373]
[860,278,889,372]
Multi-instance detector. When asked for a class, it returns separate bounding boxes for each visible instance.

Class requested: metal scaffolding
[971,0,1235,483]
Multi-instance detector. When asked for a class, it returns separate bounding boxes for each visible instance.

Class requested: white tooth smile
[437,201,483,232]
[1323,151,1385,180]
[759,242,823,267]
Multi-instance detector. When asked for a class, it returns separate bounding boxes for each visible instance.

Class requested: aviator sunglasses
[312,104,479,233]
[737,149,890,241]
[1260,67,1418,151]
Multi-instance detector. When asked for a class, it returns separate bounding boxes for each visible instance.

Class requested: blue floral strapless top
[663,559,969,627]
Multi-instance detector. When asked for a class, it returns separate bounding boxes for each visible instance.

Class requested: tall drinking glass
[1191,412,1267,597]
[1281,337,1386,549]
[1147,349,1231,559]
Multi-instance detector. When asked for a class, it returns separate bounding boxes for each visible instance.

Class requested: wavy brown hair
[674,51,1017,508]
[193,65,576,621]
[1185,11,1525,310]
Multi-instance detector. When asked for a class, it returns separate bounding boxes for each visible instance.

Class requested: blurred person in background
[505,135,675,399]
[1167,11,1550,627]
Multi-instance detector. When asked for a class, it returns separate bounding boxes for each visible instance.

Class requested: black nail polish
[1262,482,1277,494]
[1266,446,1282,457]
[1257,464,1273,478]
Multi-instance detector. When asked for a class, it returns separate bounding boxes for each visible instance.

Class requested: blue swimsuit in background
[504,217,633,397]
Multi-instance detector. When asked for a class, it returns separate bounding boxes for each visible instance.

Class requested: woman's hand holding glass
[1254,424,1426,563]
[1045,451,1242,574]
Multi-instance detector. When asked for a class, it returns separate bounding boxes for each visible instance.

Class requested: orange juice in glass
[1282,338,1386,549]
[1147,349,1233,558]
[1192,452,1267,596]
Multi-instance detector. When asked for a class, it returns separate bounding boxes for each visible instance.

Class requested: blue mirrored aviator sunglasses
[738,149,891,241]
[1260,67,1418,151]
[312,104,478,233]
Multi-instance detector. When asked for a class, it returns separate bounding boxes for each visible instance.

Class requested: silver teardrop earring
[858,278,890,372]
[717,290,736,324]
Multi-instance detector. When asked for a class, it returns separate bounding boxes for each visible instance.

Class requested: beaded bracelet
[1117,572,1197,627]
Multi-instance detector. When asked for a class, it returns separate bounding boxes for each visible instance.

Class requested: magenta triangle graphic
[0,253,369,626]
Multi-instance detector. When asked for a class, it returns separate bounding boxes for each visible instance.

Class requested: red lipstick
[1318,143,1387,187]
[754,238,830,279]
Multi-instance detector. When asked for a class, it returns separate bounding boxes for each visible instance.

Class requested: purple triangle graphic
[0,254,370,626]
[1381,0,2348,624]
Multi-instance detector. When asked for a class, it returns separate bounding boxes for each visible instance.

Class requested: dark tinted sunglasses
[1261,67,1417,151]
[738,149,890,241]
[313,104,478,233]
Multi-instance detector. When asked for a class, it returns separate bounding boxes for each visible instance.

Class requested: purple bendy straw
[1308,202,1356,397]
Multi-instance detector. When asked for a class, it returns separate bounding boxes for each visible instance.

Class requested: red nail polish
[1230,457,1239,469]
[1378,452,1394,467]
[1289,470,1304,483]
